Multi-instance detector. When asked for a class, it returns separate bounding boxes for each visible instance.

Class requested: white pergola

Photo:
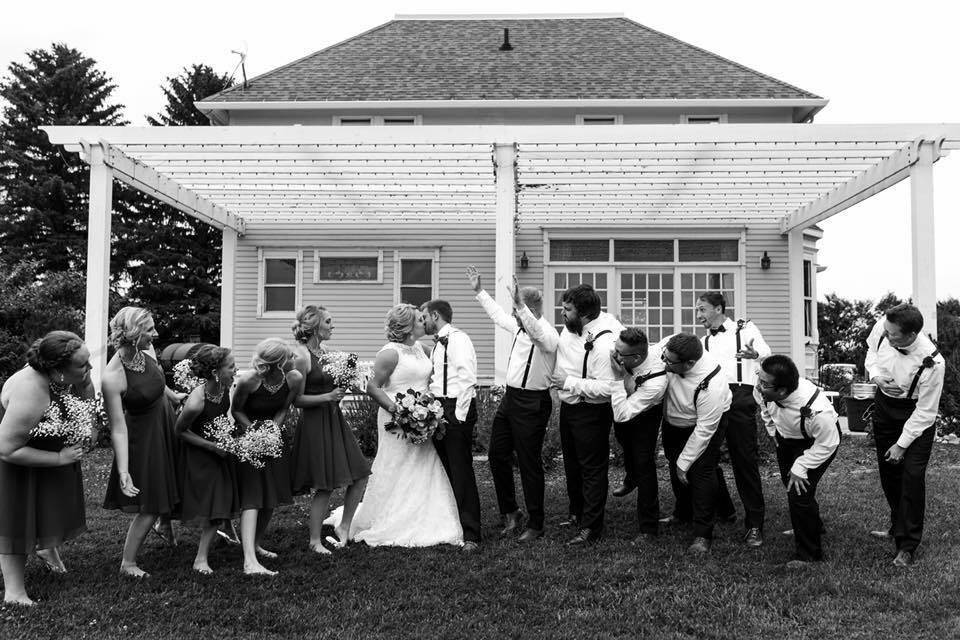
[42,123,960,387]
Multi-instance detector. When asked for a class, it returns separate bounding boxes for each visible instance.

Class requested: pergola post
[910,141,938,338]
[84,143,113,389]
[787,227,806,367]
[220,227,238,348]
[493,142,517,383]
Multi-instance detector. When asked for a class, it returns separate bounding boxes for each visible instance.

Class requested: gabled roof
[201,15,821,103]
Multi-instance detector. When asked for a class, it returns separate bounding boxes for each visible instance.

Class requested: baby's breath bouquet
[30,392,105,451]
[232,419,283,468]
[202,415,236,452]
[173,359,204,392]
[384,389,447,445]
[321,351,364,391]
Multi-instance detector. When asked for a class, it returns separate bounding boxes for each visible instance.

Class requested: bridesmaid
[290,306,370,553]
[174,345,239,574]
[231,338,301,575]
[102,307,181,577]
[0,332,96,605]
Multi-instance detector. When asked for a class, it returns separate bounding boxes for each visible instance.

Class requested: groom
[422,299,482,553]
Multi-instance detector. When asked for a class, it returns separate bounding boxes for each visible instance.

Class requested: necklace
[306,342,326,361]
[204,381,224,403]
[120,349,146,373]
[262,374,285,394]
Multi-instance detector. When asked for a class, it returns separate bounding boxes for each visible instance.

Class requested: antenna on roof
[499,28,514,51]
[230,47,248,89]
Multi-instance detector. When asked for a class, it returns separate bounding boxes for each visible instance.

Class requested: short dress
[179,391,239,525]
[235,379,294,510]
[0,399,87,554]
[103,356,180,515]
[291,352,371,494]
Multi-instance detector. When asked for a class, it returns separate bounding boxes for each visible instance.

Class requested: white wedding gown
[327,342,463,547]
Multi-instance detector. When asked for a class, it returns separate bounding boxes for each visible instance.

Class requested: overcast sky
[4,0,958,303]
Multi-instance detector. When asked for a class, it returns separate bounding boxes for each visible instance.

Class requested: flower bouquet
[173,359,204,392]
[232,419,283,468]
[30,392,105,451]
[321,351,372,391]
[202,414,237,453]
[384,389,447,445]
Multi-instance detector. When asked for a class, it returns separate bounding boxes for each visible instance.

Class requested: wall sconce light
[519,251,529,270]
[760,251,771,270]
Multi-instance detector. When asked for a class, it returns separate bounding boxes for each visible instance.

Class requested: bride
[328,304,462,547]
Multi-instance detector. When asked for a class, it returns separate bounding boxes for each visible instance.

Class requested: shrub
[342,394,381,458]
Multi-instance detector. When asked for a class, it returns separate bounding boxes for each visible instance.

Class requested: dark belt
[873,390,917,423]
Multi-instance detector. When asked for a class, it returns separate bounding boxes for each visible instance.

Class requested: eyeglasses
[756,378,777,389]
[660,352,683,366]
[614,350,643,361]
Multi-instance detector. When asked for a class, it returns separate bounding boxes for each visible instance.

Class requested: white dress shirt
[864,320,945,448]
[664,351,733,473]
[555,312,625,405]
[754,379,840,479]
[429,324,477,422]
[611,339,668,423]
[701,317,771,385]
[475,290,559,390]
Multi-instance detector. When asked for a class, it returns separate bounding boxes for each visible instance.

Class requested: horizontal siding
[744,224,790,356]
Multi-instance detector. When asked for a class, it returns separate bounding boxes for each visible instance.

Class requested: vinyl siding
[744,223,791,356]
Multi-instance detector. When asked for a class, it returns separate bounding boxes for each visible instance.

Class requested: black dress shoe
[612,481,636,498]
[500,510,523,536]
[566,528,601,546]
[517,528,544,543]
[559,515,581,528]
[893,549,915,567]
[743,528,764,548]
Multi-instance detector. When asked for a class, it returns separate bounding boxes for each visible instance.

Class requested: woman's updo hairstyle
[292,305,327,343]
[385,304,417,343]
[26,331,85,374]
[250,338,290,376]
[189,345,232,380]
[109,306,153,348]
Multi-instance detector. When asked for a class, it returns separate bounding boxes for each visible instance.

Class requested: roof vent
[499,28,514,51]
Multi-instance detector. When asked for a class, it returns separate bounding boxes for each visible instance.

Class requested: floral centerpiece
[384,389,446,445]
[172,359,204,393]
[232,419,283,468]
[30,391,106,451]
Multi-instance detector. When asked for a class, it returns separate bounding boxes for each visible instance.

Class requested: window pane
[319,257,378,281]
[401,259,432,285]
[582,117,616,125]
[804,300,813,336]
[264,287,296,312]
[401,286,432,307]
[550,239,608,262]
[339,117,372,125]
[614,239,674,262]
[383,117,416,125]
[678,239,739,262]
[265,258,296,285]
[803,260,813,297]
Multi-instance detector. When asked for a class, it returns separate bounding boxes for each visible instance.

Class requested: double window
[333,115,421,126]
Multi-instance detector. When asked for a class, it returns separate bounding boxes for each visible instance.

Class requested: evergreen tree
[0,44,128,272]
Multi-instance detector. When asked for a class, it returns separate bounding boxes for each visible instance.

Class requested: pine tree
[0,44,128,272]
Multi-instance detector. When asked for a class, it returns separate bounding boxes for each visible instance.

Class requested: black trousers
[873,392,935,553]
[715,384,765,530]
[488,387,552,530]
[613,405,664,535]
[776,434,838,561]
[435,398,482,543]
[559,401,613,533]
[662,419,726,540]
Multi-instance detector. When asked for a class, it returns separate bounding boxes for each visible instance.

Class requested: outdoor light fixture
[760,251,771,270]
[520,251,529,269]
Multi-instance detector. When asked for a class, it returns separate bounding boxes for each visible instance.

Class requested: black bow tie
[709,326,726,336]
[434,335,449,347]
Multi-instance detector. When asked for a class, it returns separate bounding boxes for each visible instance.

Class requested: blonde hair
[292,305,327,343]
[385,304,418,343]
[251,338,290,376]
[109,306,153,348]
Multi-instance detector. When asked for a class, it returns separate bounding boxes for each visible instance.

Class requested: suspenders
[582,330,612,378]
[506,326,537,389]
[693,365,722,405]
[798,388,821,439]
[704,320,747,383]
[876,332,940,399]
[634,369,667,388]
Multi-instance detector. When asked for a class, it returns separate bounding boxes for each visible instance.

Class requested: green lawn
[3,435,960,639]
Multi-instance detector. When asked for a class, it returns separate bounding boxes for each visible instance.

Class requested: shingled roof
[202,15,820,103]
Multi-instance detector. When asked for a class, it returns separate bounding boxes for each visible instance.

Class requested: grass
[3,435,960,639]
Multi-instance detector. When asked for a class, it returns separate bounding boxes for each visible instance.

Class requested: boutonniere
[434,335,449,348]
[922,355,936,368]
[583,331,597,352]
[799,405,813,419]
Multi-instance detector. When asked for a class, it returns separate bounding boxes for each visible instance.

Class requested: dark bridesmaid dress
[103,356,180,515]
[179,391,239,525]
[0,398,86,554]
[291,352,370,494]
[236,379,294,510]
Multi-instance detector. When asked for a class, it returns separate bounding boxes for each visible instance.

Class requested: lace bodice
[378,342,432,396]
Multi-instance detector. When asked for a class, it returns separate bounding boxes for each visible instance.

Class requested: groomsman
[468,267,558,542]
[660,333,732,554]
[696,292,770,547]
[865,303,944,567]
[549,284,623,546]
[609,328,668,545]
[422,299,483,553]
[755,355,840,567]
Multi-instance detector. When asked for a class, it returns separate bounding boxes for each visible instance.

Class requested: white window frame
[680,113,728,124]
[575,114,624,125]
[257,248,303,318]
[333,115,422,126]
[394,248,440,305]
[802,254,818,343]
[543,230,746,335]
[313,249,384,284]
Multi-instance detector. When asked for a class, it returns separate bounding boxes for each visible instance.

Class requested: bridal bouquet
[384,389,446,445]
[232,419,283,468]
[30,392,106,451]
[202,414,237,452]
[172,359,204,392]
